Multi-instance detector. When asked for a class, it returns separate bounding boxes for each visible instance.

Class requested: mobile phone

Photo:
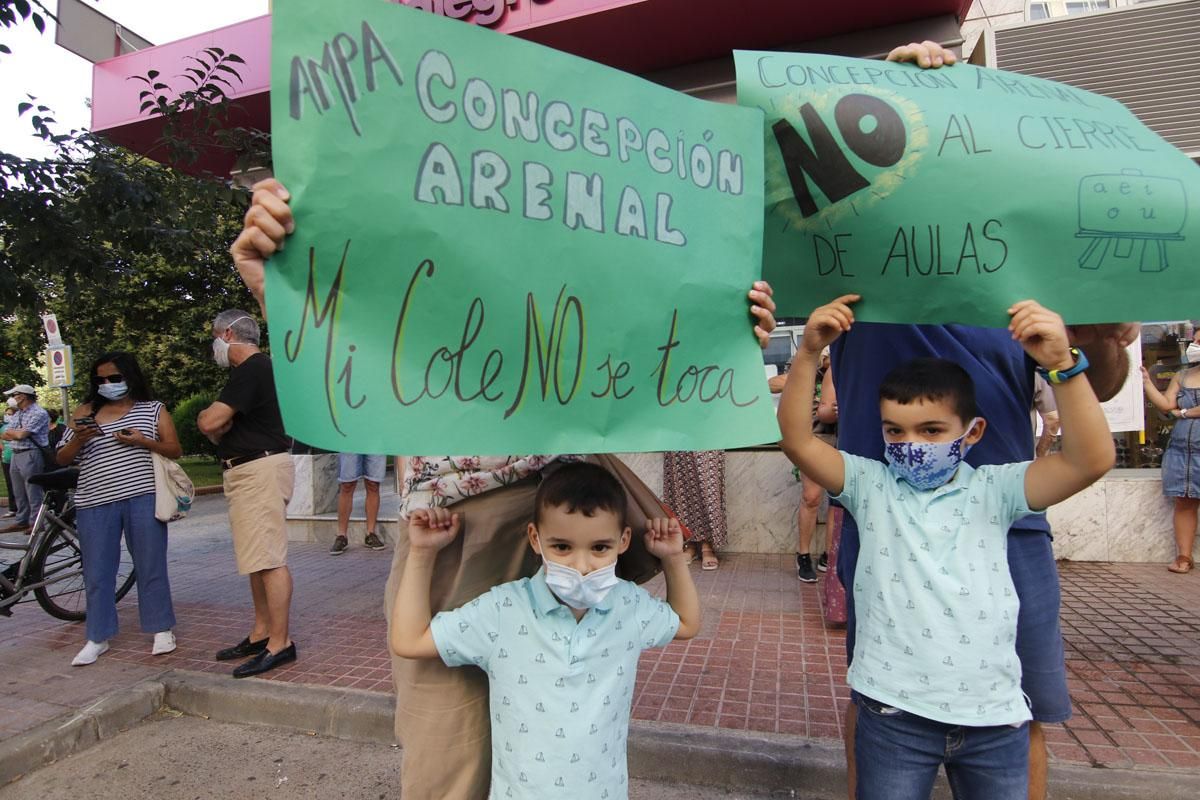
[118,428,133,436]
[76,415,95,427]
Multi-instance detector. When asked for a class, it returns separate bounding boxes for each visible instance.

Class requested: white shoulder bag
[152,452,194,523]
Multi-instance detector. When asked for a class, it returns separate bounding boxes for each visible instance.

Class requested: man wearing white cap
[1,384,51,533]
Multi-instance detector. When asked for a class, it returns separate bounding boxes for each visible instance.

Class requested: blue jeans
[77,493,176,643]
[855,694,1029,800]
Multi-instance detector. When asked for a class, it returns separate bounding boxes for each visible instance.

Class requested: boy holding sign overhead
[778,294,1114,798]
[815,41,1140,800]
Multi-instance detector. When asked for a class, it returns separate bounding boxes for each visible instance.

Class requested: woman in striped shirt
[57,352,182,666]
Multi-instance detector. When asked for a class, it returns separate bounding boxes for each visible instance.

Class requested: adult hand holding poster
[267,0,777,455]
[735,51,1200,327]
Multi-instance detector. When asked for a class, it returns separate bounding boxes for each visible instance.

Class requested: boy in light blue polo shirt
[779,295,1115,800]
[390,462,700,799]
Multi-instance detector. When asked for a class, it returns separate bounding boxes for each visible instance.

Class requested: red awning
[515,0,971,74]
[91,0,971,176]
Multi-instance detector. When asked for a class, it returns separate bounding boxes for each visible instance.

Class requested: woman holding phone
[57,352,182,665]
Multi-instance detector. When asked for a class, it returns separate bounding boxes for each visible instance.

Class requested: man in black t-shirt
[198,310,297,678]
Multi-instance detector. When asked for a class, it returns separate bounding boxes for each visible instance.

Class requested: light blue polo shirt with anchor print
[430,568,679,799]
[835,453,1034,726]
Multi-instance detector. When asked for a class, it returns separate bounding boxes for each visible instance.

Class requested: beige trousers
[223,454,294,575]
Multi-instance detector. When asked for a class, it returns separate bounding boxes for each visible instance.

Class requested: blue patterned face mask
[883,418,981,491]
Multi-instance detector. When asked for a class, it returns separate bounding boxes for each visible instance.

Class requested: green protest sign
[735,51,1200,327]
[266,0,777,456]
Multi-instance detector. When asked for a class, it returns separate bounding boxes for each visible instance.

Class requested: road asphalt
[0,712,812,800]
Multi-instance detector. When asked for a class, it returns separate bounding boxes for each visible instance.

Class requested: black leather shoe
[215,636,269,662]
[232,642,297,678]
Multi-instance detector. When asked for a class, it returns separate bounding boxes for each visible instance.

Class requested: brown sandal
[1167,555,1194,574]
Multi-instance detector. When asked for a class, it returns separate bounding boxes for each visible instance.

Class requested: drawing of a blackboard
[1076,169,1187,272]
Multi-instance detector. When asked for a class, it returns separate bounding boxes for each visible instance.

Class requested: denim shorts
[837,516,1072,724]
[337,453,387,484]
[855,694,1029,800]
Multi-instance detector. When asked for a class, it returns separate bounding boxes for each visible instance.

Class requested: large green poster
[735,51,1200,327]
[266,0,777,455]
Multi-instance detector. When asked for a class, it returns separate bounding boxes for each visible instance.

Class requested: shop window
[1118,320,1198,469]
[762,329,798,374]
[1065,1,1112,14]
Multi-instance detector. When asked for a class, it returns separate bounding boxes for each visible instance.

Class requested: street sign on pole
[46,346,74,389]
[41,314,63,346]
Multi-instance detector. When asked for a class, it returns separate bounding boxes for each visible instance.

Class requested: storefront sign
[268,0,776,455]
[735,51,1200,328]
[397,0,638,31]
[400,0,526,28]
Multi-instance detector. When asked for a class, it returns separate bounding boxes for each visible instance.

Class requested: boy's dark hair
[534,462,628,529]
[879,357,978,423]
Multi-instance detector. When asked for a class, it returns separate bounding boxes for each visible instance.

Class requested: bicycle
[0,467,135,620]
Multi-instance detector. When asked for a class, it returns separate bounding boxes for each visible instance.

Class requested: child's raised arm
[644,518,700,639]
[1011,301,1116,511]
[777,295,858,495]
[389,508,462,660]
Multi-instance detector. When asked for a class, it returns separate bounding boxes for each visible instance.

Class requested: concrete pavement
[0,711,809,800]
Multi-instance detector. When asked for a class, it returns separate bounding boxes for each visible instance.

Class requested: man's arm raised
[230,178,295,321]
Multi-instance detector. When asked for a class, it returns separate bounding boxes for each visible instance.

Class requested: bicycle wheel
[32,526,136,621]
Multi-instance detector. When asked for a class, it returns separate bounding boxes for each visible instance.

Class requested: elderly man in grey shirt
[2,384,51,533]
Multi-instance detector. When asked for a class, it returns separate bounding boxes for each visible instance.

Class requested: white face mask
[212,336,232,368]
[542,558,620,610]
[97,382,129,400]
[212,316,255,368]
[1187,343,1200,364]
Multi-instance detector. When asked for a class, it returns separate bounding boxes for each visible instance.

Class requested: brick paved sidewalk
[2,499,1198,776]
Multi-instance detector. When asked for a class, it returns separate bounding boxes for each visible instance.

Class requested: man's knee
[364,480,380,494]
[339,481,357,495]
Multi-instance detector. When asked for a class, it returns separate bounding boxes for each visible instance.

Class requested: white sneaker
[152,630,177,655]
[71,640,109,666]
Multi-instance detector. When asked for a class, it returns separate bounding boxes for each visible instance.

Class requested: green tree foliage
[0,319,41,389]
[130,48,269,171]
[0,0,52,57]
[1,17,268,409]
[173,392,218,457]
[1,134,257,408]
